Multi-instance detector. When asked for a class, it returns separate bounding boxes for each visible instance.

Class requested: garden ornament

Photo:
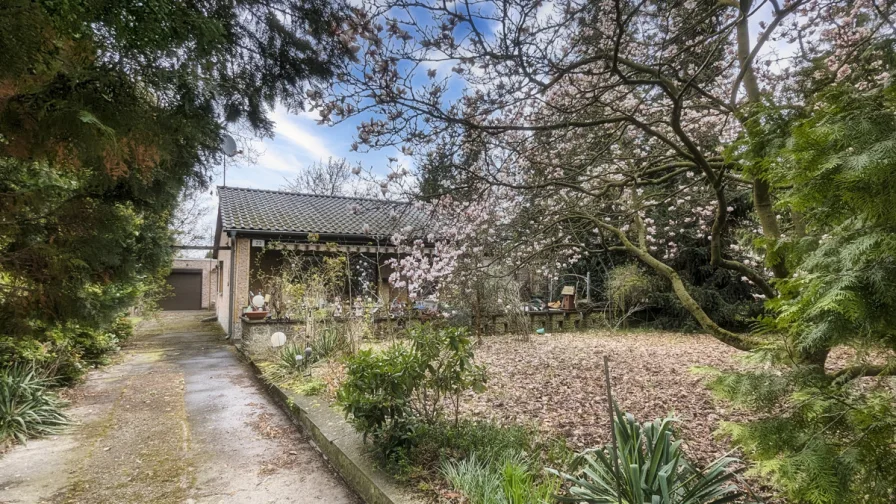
[303,346,313,377]
[270,331,287,347]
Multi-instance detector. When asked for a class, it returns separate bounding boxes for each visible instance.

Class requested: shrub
[0,364,71,444]
[706,368,896,504]
[337,324,486,453]
[337,340,422,452]
[109,317,134,343]
[395,419,538,475]
[606,264,655,328]
[69,326,120,364]
[548,406,742,504]
[0,320,129,385]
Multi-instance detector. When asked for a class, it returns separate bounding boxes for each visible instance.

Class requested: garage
[160,270,203,310]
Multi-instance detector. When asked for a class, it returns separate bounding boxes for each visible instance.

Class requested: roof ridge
[217,185,412,205]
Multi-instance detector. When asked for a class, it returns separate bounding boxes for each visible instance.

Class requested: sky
[217,106,393,191]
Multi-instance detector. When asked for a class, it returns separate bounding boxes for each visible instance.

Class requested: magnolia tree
[313,1,896,499]
[313,0,894,356]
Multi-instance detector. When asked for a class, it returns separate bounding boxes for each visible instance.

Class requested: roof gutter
[220,228,380,239]
[218,228,436,246]
[227,230,237,339]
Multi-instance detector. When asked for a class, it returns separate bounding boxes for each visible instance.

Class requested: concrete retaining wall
[239,351,418,504]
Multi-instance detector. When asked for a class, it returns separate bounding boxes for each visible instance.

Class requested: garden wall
[239,310,604,348]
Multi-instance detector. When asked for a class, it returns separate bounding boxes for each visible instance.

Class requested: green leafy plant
[109,317,135,343]
[296,378,326,396]
[705,367,896,504]
[1,364,71,444]
[278,342,307,372]
[442,454,504,504]
[0,319,135,386]
[548,406,741,504]
[337,324,486,453]
[606,264,656,329]
[442,452,560,504]
[311,327,344,361]
[387,419,553,479]
[703,83,896,504]
[337,342,419,452]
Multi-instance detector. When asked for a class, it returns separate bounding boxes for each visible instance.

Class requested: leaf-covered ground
[458,331,748,467]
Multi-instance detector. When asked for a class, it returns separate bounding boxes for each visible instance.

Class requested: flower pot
[244,311,268,320]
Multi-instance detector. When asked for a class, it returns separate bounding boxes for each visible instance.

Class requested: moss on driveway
[0,311,358,504]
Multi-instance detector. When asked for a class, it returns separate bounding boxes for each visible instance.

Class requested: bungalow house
[212,186,430,338]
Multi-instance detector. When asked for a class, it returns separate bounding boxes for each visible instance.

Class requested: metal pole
[586,271,591,302]
[603,356,620,486]
[346,251,352,313]
[227,230,237,338]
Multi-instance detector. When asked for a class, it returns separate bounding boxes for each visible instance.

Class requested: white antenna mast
[221,134,241,186]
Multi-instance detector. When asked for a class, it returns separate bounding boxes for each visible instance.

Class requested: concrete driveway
[0,311,358,504]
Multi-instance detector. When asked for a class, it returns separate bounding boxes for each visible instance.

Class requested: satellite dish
[252,294,265,309]
[221,133,242,187]
[270,332,287,347]
[222,134,238,157]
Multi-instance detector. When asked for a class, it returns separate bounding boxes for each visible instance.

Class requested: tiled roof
[218,186,429,238]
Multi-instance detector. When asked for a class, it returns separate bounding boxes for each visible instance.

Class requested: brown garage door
[160,270,202,310]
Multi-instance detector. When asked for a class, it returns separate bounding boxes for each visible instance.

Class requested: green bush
[393,420,538,474]
[109,317,134,343]
[706,368,896,504]
[68,326,120,364]
[0,363,71,444]
[606,264,657,328]
[548,406,741,504]
[0,316,133,385]
[337,324,486,453]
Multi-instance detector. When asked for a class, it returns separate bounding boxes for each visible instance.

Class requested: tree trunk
[737,1,788,280]
[754,178,789,278]
[608,225,758,351]
[667,271,756,350]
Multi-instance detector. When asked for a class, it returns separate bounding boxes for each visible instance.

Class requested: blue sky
[213,106,406,191]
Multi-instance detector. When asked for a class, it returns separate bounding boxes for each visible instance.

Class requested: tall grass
[1,364,71,444]
[442,454,504,504]
[441,452,559,504]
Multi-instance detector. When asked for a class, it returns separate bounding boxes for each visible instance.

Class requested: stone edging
[237,348,418,504]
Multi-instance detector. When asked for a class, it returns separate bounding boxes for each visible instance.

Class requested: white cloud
[271,106,333,161]
[394,150,416,172]
[257,149,304,174]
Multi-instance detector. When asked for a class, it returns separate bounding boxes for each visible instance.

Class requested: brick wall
[230,237,251,339]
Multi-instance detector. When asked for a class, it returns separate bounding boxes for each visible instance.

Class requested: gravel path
[0,311,358,504]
